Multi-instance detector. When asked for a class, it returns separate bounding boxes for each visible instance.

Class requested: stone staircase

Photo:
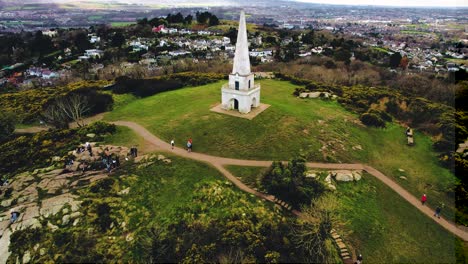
[272,197,293,211]
[331,228,354,263]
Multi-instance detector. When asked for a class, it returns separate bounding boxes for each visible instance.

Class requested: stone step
[342,255,351,260]
[335,238,343,243]
[341,249,349,254]
[337,242,347,249]
[341,252,350,258]
[331,234,340,239]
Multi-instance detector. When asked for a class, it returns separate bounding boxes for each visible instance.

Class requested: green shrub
[359,113,386,128]
[368,109,392,122]
[261,158,325,208]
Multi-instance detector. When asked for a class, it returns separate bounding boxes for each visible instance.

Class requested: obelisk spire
[232,11,251,75]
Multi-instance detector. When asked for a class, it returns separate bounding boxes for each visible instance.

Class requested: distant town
[0,1,466,91]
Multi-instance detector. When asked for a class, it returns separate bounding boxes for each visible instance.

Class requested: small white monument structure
[221,11,260,114]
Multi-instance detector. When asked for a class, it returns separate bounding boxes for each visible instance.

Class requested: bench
[406,129,414,146]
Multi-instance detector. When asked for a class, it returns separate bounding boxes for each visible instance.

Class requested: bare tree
[43,94,90,129]
[42,102,70,129]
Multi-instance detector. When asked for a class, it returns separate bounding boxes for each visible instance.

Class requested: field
[225,166,466,263]
[104,79,456,219]
[335,174,463,263]
[110,22,137,27]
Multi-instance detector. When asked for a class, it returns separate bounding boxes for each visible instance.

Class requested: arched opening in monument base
[252,97,257,108]
[230,98,239,110]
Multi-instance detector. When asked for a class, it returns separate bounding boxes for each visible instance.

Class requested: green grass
[335,174,462,263]
[400,30,433,35]
[110,22,136,27]
[102,126,145,148]
[447,58,468,66]
[104,79,456,219]
[225,165,268,190]
[88,15,103,21]
[122,155,274,227]
[372,47,390,54]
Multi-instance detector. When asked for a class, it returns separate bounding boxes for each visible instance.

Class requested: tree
[137,17,148,26]
[209,15,220,26]
[333,48,351,65]
[302,30,315,45]
[31,31,54,56]
[262,157,324,208]
[184,14,193,25]
[74,32,91,53]
[225,27,238,45]
[389,52,402,68]
[111,32,126,48]
[43,94,90,129]
[0,112,15,142]
[292,194,341,264]
[42,102,70,129]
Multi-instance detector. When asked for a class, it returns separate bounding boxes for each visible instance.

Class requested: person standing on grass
[171,139,175,149]
[421,194,427,205]
[434,206,442,219]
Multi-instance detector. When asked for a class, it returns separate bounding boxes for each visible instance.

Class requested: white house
[85,49,104,58]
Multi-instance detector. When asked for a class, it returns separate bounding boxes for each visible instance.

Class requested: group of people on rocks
[0,177,9,187]
[76,142,93,156]
[129,146,138,158]
[102,148,121,172]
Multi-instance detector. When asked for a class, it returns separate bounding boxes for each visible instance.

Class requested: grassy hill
[226,166,465,263]
[104,79,456,219]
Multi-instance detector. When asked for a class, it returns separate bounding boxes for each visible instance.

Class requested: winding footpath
[112,121,468,242]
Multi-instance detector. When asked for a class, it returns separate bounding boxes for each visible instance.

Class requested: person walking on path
[421,194,427,205]
[187,140,192,153]
[434,206,442,219]
[171,139,175,150]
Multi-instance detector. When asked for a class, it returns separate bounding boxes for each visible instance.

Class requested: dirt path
[112,121,468,242]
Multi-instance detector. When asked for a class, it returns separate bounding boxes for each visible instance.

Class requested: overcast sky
[293,0,467,7]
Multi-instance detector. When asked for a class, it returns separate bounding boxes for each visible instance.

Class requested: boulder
[39,248,46,256]
[352,145,363,150]
[163,159,172,164]
[352,171,362,181]
[51,156,61,162]
[126,233,134,242]
[62,214,70,226]
[325,174,332,184]
[399,176,408,180]
[309,92,322,98]
[1,199,12,207]
[306,172,317,178]
[86,133,96,138]
[327,184,337,191]
[47,222,59,232]
[334,171,354,182]
[157,154,166,160]
[70,212,81,219]
[118,187,130,195]
[72,218,80,226]
[299,92,309,98]
[23,250,31,264]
